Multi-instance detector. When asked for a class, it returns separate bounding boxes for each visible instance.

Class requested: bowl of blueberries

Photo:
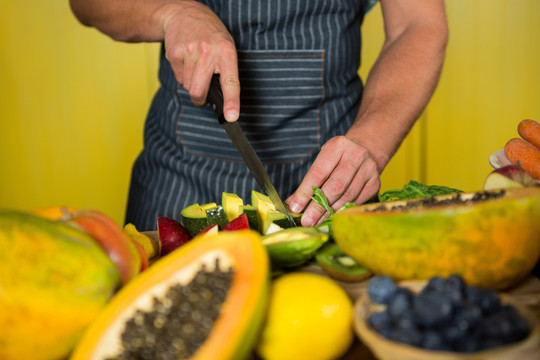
[354,274,540,360]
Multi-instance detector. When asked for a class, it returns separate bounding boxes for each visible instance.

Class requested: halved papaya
[72,230,269,360]
[332,187,540,290]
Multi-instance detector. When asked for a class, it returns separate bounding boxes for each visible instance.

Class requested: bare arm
[349,0,448,170]
[288,0,448,226]
[69,0,241,120]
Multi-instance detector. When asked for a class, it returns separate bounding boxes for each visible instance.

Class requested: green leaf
[309,186,334,216]
[337,202,356,212]
[379,180,463,202]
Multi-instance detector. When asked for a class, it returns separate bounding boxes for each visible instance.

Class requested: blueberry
[454,303,482,330]
[466,287,501,315]
[413,291,453,328]
[393,311,418,331]
[420,330,451,351]
[368,311,391,333]
[441,275,466,305]
[441,322,469,345]
[465,285,480,301]
[367,276,397,304]
[444,274,466,293]
[421,276,445,294]
[387,287,414,319]
[387,328,423,347]
[454,333,482,353]
[482,305,530,343]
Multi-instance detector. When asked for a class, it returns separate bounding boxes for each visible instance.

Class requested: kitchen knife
[207,74,296,227]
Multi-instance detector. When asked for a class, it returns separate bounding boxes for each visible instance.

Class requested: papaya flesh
[332,187,540,290]
[0,210,120,360]
[72,229,269,360]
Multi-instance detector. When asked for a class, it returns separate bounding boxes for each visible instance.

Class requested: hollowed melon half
[72,230,269,360]
[332,187,540,290]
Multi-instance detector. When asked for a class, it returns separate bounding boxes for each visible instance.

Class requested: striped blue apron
[126,0,378,230]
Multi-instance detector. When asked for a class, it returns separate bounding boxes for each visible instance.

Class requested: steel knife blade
[206,74,296,227]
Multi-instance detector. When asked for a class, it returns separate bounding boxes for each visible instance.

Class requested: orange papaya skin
[332,187,540,290]
[0,210,120,360]
[72,229,269,360]
[66,210,141,284]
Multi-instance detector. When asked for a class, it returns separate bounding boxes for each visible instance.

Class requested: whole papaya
[0,210,120,360]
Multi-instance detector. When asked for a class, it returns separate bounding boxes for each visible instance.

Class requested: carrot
[518,119,540,149]
[504,138,540,180]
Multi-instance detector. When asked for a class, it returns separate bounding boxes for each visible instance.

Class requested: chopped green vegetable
[309,187,356,237]
[309,187,334,216]
[337,202,356,212]
[379,180,463,202]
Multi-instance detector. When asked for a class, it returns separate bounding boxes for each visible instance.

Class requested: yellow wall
[1,1,539,225]
[1,1,160,224]
[362,1,540,192]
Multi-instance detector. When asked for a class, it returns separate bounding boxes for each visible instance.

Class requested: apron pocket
[176,49,325,163]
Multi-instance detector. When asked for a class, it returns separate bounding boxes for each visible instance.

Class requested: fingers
[214,42,240,121]
[331,159,380,211]
[169,39,239,109]
[162,4,240,116]
[287,137,345,213]
[219,64,241,122]
[287,136,381,227]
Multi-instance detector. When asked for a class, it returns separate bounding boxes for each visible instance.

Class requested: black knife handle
[207,74,227,125]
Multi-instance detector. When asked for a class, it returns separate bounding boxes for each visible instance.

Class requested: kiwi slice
[315,242,372,282]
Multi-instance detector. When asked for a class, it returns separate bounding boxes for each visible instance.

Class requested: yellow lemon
[256,272,354,360]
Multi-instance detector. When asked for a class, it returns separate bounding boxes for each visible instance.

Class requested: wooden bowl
[353,285,540,360]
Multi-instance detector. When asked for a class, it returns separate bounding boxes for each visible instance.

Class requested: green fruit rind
[315,242,372,283]
[181,203,211,237]
[262,227,329,268]
[241,205,259,230]
[206,205,229,229]
[0,210,120,360]
[332,187,540,290]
